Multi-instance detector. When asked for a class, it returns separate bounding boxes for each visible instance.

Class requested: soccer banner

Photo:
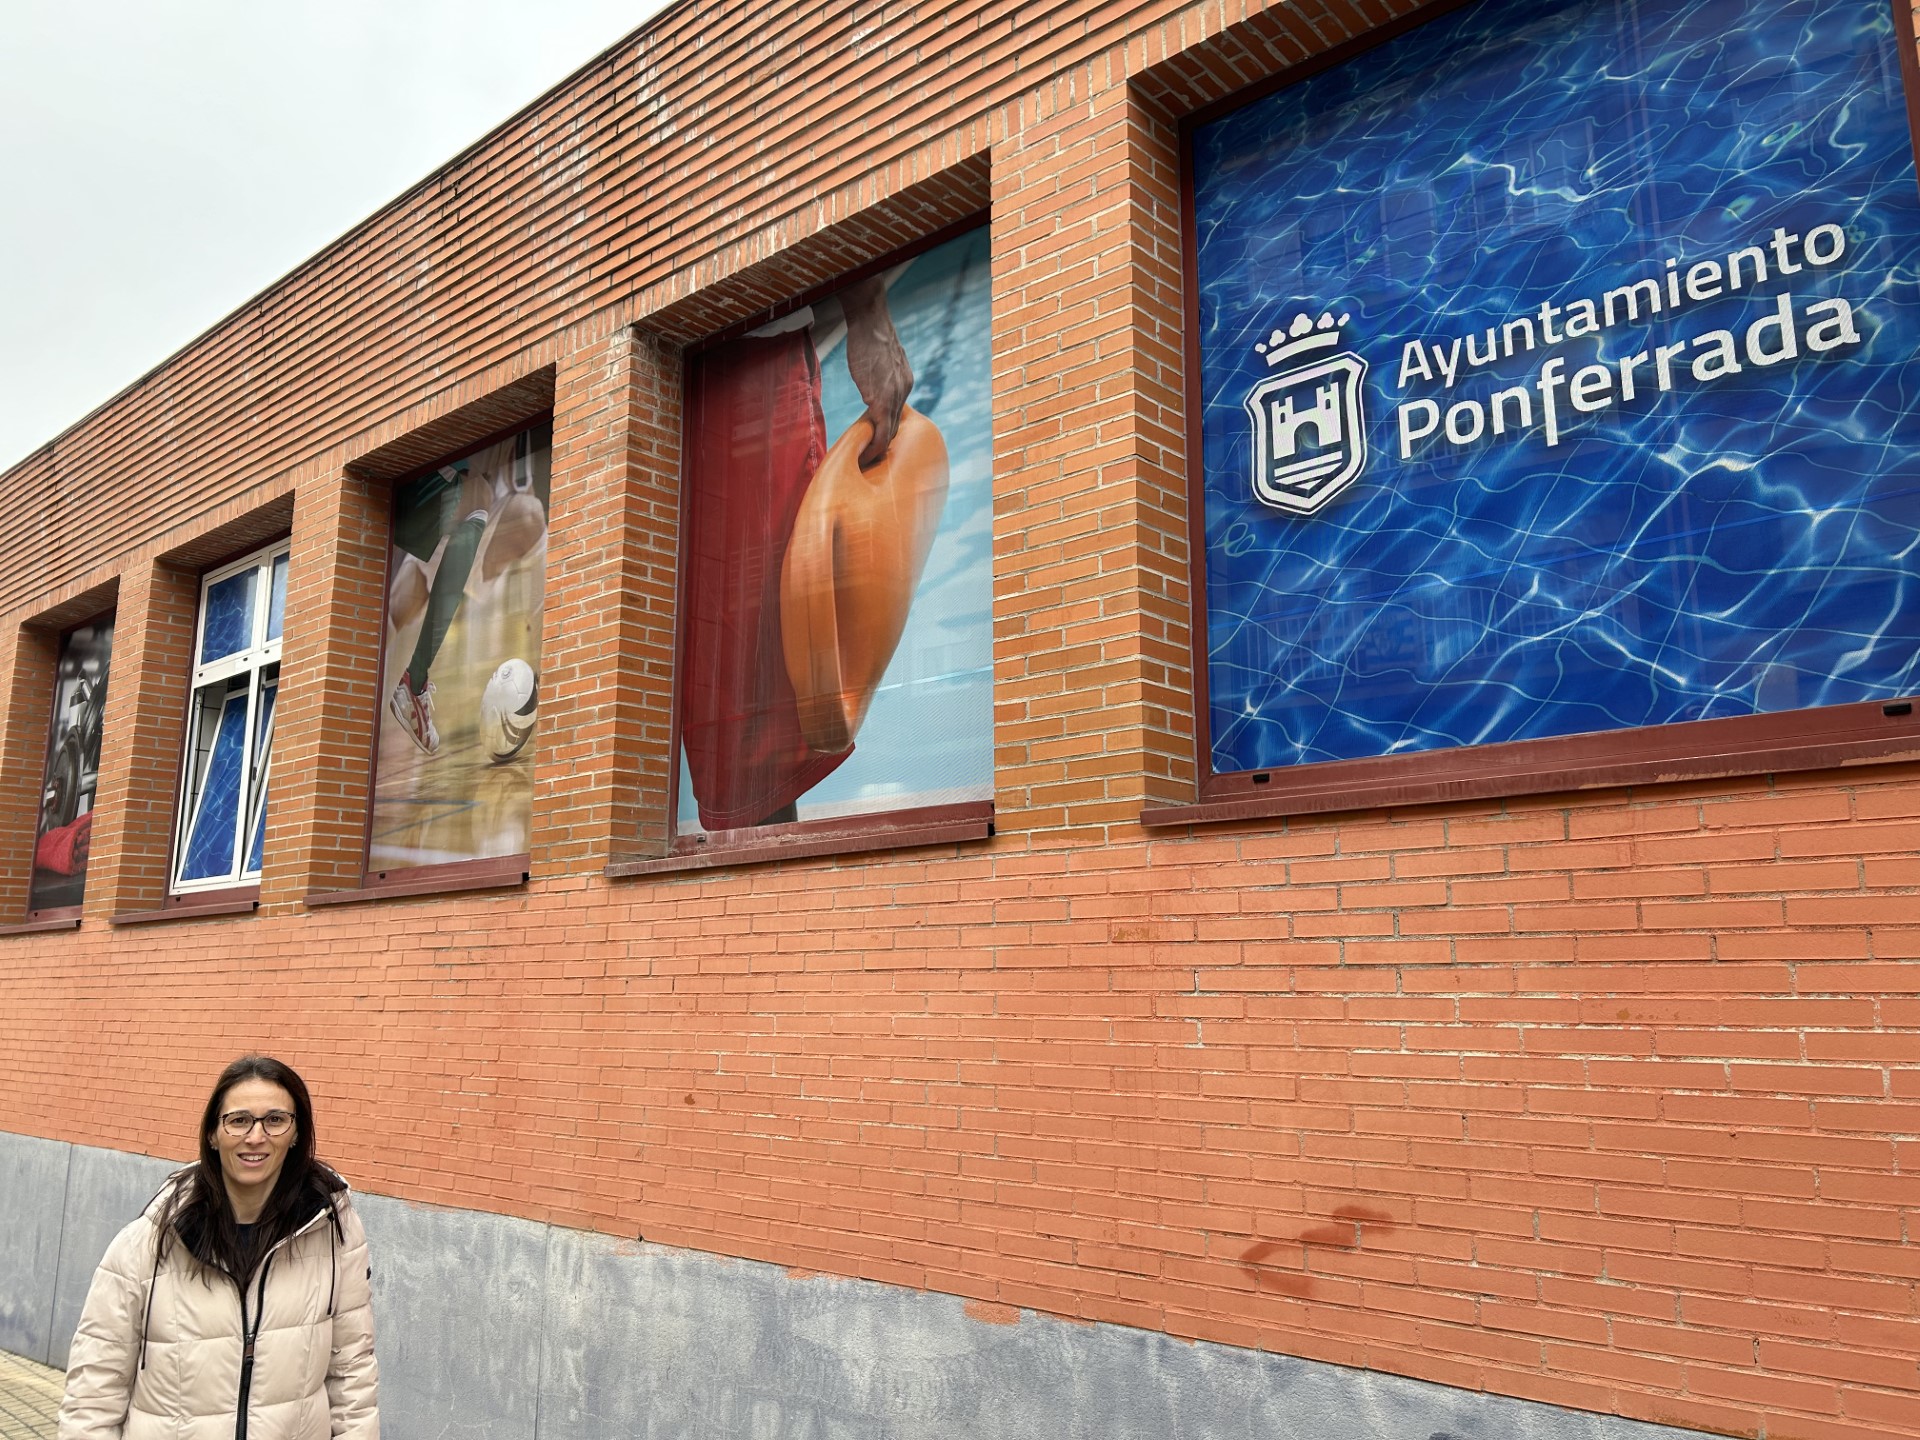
[677,227,993,833]
[372,423,551,871]
[1192,0,1920,777]
[31,619,113,911]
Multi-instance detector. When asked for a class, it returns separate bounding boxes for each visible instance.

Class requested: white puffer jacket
[59,1181,378,1440]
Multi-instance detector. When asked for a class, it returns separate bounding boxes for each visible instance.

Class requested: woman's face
[209,1077,298,1216]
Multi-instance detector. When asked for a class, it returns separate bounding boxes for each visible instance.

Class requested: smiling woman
[211,1079,299,1224]
[57,1057,379,1440]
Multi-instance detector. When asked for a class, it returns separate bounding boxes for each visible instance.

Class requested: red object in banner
[35,811,92,876]
[681,333,851,830]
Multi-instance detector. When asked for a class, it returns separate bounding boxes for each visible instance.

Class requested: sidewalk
[0,1351,59,1440]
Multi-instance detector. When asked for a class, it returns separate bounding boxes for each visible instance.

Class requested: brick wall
[1,0,1917,1437]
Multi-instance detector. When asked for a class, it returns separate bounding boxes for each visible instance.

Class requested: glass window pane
[179,689,249,883]
[370,420,553,871]
[245,775,270,876]
[200,569,258,664]
[1189,0,1920,776]
[242,681,278,877]
[675,228,992,835]
[31,619,114,912]
[266,553,289,642]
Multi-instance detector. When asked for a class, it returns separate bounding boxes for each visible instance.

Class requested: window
[172,545,287,891]
[673,224,993,852]
[30,616,115,914]
[367,421,551,879]
[1176,0,1920,817]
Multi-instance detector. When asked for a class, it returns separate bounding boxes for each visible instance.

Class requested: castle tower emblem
[1243,311,1370,515]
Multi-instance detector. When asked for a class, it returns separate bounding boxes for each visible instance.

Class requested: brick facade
[2,1,1917,1437]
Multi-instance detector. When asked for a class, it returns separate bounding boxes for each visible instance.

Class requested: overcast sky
[1,0,673,472]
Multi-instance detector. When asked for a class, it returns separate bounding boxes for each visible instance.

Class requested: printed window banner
[676,226,993,834]
[1191,0,1920,777]
[373,422,551,871]
[173,544,289,892]
[30,619,114,912]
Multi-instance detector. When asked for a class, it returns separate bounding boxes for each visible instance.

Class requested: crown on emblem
[1255,311,1351,367]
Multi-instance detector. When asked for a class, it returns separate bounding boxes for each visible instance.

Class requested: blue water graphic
[200,568,258,665]
[180,690,249,882]
[1192,0,1920,774]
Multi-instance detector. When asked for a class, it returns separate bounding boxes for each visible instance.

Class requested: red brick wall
[3,774,1918,1438]
[2,1,1918,1438]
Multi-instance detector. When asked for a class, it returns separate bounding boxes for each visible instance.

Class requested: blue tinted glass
[180,692,248,882]
[1192,0,1920,773]
[266,554,288,642]
[243,685,277,877]
[245,795,267,875]
[200,570,257,663]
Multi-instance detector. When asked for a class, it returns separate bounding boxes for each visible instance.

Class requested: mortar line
[530,1220,554,1440]
[41,1143,74,1370]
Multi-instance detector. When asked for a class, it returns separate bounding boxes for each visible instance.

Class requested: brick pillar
[84,562,200,918]
[262,469,388,908]
[0,624,57,918]
[989,82,1193,839]
[530,326,684,876]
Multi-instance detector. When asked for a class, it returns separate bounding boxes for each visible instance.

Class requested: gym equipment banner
[678,226,992,833]
[31,619,113,911]
[1192,0,1920,776]
[373,423,551,871]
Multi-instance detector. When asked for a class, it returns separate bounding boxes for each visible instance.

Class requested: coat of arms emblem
[1244,312,1369,515]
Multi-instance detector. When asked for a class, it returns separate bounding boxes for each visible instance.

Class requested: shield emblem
[1244,351,1370,515]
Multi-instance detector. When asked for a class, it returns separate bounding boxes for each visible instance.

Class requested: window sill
[0,914,83,936]
[608,803,994,878]
[112,891,260,926]
[305,855,530,907]
[1143,700,1920,829]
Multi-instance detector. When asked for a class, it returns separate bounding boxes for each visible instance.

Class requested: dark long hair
[154,1055,345,1280]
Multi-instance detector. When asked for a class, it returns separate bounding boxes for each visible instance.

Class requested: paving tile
[0,1350,60,1440]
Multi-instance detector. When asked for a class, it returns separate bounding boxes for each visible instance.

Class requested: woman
[58,1056,379,1440]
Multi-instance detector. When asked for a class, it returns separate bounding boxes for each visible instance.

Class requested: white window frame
[170,541,288,893]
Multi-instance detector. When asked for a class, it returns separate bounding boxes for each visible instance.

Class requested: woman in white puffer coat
[58,1055,379,1440]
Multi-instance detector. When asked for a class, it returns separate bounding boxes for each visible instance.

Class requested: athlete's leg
[477,491,547,583]
[388,554,431,632]
[404,470,493,691]
[405,509,485,687]
[390,474,491,755]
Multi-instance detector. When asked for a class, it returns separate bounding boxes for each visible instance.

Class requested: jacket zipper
[233,1257,272,1440]
[220,1199,332,1440]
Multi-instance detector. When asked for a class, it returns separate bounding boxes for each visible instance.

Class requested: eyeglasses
[219,1109,295,1138]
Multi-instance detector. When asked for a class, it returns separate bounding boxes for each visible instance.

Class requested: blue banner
[1192,0,1920,775]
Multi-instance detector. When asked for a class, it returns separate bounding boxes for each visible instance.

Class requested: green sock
[407,513,486,688]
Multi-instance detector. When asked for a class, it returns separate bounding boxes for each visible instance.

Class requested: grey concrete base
[0,1130,174,1367]
[3,1129,1712,1439]
[48,1145,177,1370]
[0,1131,68,1364]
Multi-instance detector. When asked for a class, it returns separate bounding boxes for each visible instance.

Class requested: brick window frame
[344,418,553,900]
[167,540,289,897]
[615,213,997,878]
[17,605,118,926]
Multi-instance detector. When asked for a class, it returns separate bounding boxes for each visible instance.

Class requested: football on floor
[479,658,539,764]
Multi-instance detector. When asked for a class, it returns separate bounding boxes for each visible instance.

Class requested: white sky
[0,0,673,472]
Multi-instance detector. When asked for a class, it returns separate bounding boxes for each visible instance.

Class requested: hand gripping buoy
[779,404,950,754]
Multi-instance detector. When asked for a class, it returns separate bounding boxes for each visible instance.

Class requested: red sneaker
[388,671,441,755]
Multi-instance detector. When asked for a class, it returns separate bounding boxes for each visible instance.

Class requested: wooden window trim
[609,802,993,878]
[305,853,531,907]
